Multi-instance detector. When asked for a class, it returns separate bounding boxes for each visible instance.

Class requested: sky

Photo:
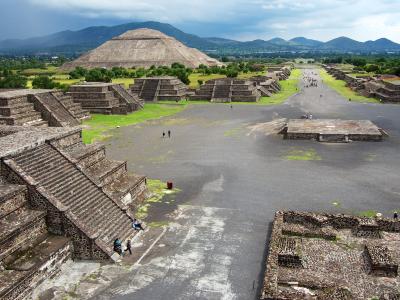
[1,0,400,42]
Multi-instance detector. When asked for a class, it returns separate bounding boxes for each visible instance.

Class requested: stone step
[0,185,28,218]
[14,145,56,165]
[64,142,106,168]
[0,235,71,300]
[86,159,126,186]
[0,102,35,116]
[9,144,133,260]
[0,209,47,262]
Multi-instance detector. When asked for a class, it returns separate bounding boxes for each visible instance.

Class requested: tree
[32,75,59,89]
[85,68,112,82]
[0,74,27,88]
[69,67,87,79]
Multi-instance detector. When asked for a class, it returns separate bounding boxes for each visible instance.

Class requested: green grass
[20,66,59,76]
[188,71,265,89]
[82,103,187,144]
[283,148,321,161]
[112,78,134,88]
[357,210,378,218]
[319,69,379,103]
[257,69,302,105]
[188,73,226,88]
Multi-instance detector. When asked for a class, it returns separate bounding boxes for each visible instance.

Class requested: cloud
[15,0,400,42]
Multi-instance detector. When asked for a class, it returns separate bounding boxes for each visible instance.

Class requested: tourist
[132,218,144,231]
[168,130,171,138]
[125,240,132,255]
[230,104,233,109]
[114,238,122,255]
[394,211,398,219]
[162,131,165,138]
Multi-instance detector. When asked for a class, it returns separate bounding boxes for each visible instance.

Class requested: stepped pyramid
[62,28,222,70]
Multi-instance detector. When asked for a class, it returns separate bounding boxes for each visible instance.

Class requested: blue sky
[1,0,400,42]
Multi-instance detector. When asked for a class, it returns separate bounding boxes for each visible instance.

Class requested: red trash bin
[167,181,173,190]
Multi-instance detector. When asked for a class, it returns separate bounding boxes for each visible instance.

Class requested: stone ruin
[325,65,400,103]
[190,78,261,102]
[0,89,89,127]
[68,82,144,114]
[261,211,400,300]
[266,66,291,81]
[130,76,188,102]
[281,119,385,142]
[248,76,281,97]
[0,125,147,299]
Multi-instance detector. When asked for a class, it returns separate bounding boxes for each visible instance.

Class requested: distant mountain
[320,36,365,51]
[290,37,323,47]
[1,21,400,56]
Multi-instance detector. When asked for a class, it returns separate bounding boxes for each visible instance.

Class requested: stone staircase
[0,184,72,300]
[31,92,80,127]
[140,79,160,101]
[110,84,144,111]
[51,91,91,120]
[61,141,147,209]
[0,91,48,127]
[4,143,137,259]
[130,77,188,102]
[212,83,232,102]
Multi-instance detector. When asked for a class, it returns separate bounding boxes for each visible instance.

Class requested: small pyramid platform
[62,28,222,70]
[68,82,144,114]
[130,76,188,102]
[190,78,261,102]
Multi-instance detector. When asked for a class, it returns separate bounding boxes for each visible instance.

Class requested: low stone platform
[261,211,400,300]
[283,119,384,142]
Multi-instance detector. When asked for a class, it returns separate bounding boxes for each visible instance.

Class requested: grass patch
[357,210,378,218]
[148,221,170,228]
[188,71,266,89]
[283,148,321,161]
[224,126,243,137]
[135,179,180,220]
[112,78,134,88]
[319,69,379,103]
[82,103,187,144]
[256,69,302,105]
[188,73,226,88]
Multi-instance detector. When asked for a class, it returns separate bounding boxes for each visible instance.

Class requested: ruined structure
[68,82,143,114]
[130,76,188,102]
[61,28,222,70]
[0,125,147,299]
[249,76,281,97]
[261,211,400,300]
[0,89,89,127]
[267,66,291,81]
[375,80,400,103]
[190,78,261,102]
[282,119,384,142]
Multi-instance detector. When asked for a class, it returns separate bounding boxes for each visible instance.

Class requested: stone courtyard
[262,211,400,299]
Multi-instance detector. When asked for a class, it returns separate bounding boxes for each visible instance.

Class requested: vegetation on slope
[319,69,379,103]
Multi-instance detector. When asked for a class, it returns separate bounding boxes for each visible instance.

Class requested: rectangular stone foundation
[261,211,400,300]
[284,119,384,142]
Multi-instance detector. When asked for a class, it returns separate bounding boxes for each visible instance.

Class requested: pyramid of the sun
[62,28,222,70]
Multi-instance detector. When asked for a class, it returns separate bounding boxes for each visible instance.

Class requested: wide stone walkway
[34,68,400,299]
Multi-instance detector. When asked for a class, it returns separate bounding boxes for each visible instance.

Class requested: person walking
[168,130,171,138]
[162,131,166,138]
[125,239,132,255]
[394,211,398,220]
